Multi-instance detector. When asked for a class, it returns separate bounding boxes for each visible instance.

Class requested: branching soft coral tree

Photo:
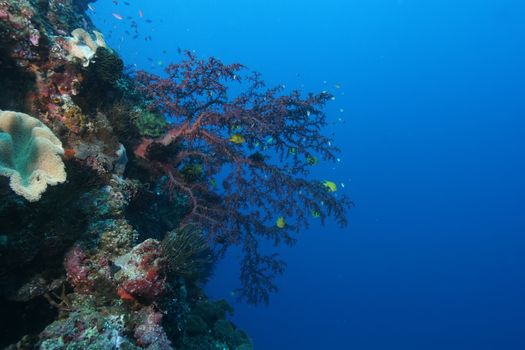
[133,52,351,304]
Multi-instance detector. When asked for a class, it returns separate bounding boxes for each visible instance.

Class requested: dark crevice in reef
[0,296,57,348]
[125,189,188,241]
[0,161,99,297]
[0,52,36,113]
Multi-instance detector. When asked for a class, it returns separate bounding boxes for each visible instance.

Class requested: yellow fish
[276,216,286,228]
[311,210,321,218]
[229,134,245,144]
[323,180,337,192]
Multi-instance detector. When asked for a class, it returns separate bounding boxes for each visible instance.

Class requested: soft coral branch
[133,51,351,304]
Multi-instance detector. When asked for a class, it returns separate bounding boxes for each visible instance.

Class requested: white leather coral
[0,110,66,201]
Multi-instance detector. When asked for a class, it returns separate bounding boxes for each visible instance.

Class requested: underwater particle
[323,180,337,193]
[340,108,344,113]
[276,216,286,228]
[334,84,341,89]
[139,9,144,17]
[341,182,345,188]
[229,134,245,144]
[336,157,341,162]
[112,13,123,20]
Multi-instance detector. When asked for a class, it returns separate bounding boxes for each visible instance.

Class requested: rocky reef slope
[0,1,252,349]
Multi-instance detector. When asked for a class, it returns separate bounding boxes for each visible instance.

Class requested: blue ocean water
[91,1,525,348]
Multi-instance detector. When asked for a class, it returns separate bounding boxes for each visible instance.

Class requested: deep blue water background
[91,1,525,348]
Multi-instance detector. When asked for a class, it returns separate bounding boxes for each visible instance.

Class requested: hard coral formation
[63,28,108,67]
[0,110,66,201]
[114,239,167,303]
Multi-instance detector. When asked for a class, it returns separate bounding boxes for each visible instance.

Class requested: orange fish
[64,148,76,158]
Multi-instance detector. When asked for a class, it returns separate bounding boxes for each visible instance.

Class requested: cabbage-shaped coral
[134,111,168,138]
[0,110,66,201]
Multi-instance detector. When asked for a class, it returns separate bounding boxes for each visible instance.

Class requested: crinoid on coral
[162,224,215,283]
[0,110,66,201]
[90,47,124,85]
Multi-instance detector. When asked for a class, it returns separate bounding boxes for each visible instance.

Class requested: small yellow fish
[311,210,321,218]
[276,216,286,228]
[229,134,245,144]
[210,178,217,187]
[323,180,337,192]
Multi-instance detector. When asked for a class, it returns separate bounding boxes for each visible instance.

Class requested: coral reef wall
[0,1,252,349]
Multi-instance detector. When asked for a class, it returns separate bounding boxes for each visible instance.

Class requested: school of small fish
[89,3,351,231]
